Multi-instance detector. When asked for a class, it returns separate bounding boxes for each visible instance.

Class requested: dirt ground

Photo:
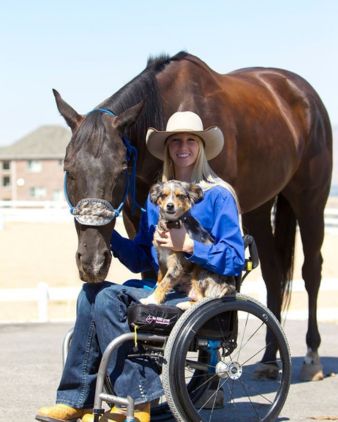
[1,199,338,322]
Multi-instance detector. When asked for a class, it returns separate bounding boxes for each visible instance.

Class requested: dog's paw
[140,295,158,305]
[176,301,194,311]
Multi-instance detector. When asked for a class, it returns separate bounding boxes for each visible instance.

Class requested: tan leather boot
[35,403,92,422]
[82,402,150,422]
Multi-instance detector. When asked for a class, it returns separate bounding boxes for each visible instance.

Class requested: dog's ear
[188,184,204,203]
[149,182,163,204]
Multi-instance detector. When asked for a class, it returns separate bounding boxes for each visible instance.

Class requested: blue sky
[0,0,337,146]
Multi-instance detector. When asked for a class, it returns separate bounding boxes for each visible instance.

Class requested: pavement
[0,320,337,422]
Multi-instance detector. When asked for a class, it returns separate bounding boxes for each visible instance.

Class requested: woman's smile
[167,133,200,169]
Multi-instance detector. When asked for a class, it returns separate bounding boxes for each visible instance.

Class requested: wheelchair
[63,235,291,422]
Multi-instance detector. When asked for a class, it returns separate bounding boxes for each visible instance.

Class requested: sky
[0,0,337,146]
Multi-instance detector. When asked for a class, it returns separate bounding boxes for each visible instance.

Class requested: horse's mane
[103,50,189,140]
[70,51,189,158]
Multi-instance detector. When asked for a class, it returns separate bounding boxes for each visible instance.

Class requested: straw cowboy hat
[146,111,224,161]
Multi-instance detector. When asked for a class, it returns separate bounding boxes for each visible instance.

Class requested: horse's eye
[120,161,128,171]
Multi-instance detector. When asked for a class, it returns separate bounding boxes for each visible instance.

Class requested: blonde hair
[162,137,240,211]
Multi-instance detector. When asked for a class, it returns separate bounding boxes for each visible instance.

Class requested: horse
[53,51,332,381]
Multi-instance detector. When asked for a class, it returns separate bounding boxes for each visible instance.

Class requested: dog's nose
[166,202,175,211]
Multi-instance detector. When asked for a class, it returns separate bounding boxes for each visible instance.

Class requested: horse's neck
[156,55,219,119]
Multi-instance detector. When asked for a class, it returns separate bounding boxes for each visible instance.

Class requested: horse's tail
[273,194,297,310]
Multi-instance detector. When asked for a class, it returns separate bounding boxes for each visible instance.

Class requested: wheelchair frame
[62,236,291,422]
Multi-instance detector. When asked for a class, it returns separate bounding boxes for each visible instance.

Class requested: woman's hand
[153,225,194,254]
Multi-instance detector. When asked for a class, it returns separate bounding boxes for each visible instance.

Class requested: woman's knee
[94,283,126,319]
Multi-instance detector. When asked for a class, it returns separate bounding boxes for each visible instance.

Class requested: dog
[140,180,236,309]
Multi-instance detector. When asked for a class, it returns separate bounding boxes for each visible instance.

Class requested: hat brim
[146,126,224,161]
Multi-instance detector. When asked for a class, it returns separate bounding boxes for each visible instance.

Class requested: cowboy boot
[36,403,92,422]
[82,402,150,422]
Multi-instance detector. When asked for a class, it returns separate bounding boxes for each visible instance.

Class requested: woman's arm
[186,190,245,276]
[110,204,155,273]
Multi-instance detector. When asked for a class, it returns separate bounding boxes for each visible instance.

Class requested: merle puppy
[140,180,235,309]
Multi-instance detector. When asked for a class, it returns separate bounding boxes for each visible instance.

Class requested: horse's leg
[293,200,325,381]
[242,199,283,379]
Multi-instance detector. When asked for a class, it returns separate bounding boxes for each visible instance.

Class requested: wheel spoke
[162,297,291,422]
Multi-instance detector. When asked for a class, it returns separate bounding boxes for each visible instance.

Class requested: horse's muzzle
[76,249,112,283]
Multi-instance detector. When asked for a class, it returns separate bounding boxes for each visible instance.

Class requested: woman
[36,111,245,422]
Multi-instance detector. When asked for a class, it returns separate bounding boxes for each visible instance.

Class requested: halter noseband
[64,107,145,226]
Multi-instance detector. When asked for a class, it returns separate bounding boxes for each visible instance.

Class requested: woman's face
[167,133,200,171]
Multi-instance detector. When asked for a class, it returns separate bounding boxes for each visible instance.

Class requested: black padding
[128,304,183,334]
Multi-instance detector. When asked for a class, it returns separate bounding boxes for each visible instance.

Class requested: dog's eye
[177,194,188,200]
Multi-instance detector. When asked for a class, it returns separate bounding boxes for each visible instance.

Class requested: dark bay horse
[53,51,332,381]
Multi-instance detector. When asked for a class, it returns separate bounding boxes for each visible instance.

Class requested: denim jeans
[56,280,186,408]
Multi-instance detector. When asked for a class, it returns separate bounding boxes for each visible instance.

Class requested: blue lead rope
[123,137,146,214]
[95,107,145,215]
[63,172,74,213]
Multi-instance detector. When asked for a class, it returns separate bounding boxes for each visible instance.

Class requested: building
[0,125,70,201]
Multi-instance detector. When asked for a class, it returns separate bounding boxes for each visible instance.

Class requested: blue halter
[64,107,145,225]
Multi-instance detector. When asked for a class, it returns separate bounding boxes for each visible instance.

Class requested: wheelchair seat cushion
[128,303,183,334]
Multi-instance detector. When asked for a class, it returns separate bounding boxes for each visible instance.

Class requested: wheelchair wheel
[162,295,291,422]
[150,346,213,421]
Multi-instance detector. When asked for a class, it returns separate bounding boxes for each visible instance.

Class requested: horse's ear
[114,101,145,133]
[52,89,83,132]
[149,182,163,204]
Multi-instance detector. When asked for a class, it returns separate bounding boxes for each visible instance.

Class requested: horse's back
[166,55,332,211]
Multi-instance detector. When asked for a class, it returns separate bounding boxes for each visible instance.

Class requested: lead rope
[95,107,145,215]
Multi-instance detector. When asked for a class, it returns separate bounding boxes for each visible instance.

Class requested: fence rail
[1,201,338,227]
[1,279,337,323]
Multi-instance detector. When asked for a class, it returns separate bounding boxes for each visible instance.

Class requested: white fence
[1,279,337,323]
[0,200,70,224]
[323,207,338,229]
[0,283,80,322]
[0,201,337,323]
[1,201,338,227]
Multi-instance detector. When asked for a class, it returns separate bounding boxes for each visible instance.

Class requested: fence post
[37,282,49,322]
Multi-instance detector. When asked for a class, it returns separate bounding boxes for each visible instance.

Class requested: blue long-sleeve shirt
[110,185,245,277]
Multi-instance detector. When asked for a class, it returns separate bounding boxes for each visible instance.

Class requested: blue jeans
[56,280,186,408]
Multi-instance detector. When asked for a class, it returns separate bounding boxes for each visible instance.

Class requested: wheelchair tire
[162,295,291,422]
[150,346,211,421]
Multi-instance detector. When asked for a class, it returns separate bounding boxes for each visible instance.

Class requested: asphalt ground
[0,319,337,422]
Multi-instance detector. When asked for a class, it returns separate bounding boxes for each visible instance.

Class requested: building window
[27,160,42,172]
[52,189,63,201]
[29,187,47,198]
[2,176,11,187]
[2,161,11,170]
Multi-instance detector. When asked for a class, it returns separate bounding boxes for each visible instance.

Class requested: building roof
[0,125,71,160]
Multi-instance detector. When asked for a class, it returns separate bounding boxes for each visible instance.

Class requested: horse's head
[53,89,144,283]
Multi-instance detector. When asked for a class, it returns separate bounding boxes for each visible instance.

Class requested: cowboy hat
[146,111,224,160]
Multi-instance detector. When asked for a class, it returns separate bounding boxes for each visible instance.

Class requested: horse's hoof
[299,362,324,381]
[253,362,279,380]
[300,350,324,381]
